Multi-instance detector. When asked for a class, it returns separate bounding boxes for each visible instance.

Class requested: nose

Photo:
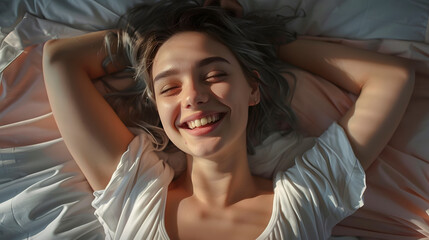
[182,79,209,109]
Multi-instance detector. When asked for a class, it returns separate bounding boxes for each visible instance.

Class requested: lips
[186,113,221,129]
[178,112,226,135]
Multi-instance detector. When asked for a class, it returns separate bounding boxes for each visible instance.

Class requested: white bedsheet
[240,0,429,42]
[1,1,428,239]
[1,0,428,42]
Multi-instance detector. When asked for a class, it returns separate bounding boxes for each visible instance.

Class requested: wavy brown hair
[104,0,298,153]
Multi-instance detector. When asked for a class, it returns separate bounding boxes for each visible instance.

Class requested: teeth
[186,114,221,129]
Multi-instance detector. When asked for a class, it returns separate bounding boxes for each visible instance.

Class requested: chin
[185,141,226,159]
[188,146,221,159]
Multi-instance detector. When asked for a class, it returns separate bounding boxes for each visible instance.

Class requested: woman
[42,0,414,239]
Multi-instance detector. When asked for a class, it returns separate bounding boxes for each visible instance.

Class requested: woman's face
[152,31,259,158]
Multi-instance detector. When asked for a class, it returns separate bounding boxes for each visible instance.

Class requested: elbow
[406,63,416,86]
[396,63,415,99]
[43,39,73,65]
[378,61,415,95]
[402,64,415,82]
[43,39,60,63]
[395,59,415,85]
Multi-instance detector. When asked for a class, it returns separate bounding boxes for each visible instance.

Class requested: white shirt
[92,122,365,240]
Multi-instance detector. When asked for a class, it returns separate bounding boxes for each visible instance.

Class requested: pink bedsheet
[292,37,429,239]
[1,37,428,239]
[0,45,104,239]
[1,45,60,146]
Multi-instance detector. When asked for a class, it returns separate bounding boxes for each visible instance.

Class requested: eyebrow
[153,56,230,82]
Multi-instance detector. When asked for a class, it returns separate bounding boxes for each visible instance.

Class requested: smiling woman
[42,0,413,239]
[106,0,298,156]
[152,31,260,159]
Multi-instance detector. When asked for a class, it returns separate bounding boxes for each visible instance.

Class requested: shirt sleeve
[91,133,174,239]
[276,122,366,238]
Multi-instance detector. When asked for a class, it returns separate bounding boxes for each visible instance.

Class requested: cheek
[210,82,231,100]
[212,82,251,134]
[212,81,251,110]
[156,100,179,134]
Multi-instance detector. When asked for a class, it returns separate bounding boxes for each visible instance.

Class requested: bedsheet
[0,38,104,240]
[1,1,428,239]
[1,0,428,42]
[292,36,429,239]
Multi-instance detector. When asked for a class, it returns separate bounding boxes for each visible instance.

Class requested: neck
[183,148,257,207]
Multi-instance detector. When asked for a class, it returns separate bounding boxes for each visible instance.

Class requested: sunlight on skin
[152,31,256,162]
[326,58,411,95]
[280,39,414,170]
[340,66,414,169]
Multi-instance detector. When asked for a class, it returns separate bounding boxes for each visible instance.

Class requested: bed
[1,0,428,239]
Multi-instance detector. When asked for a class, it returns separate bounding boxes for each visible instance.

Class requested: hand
[204,0,243,17]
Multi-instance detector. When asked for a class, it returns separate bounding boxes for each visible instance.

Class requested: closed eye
[160,85,180,95]
[205,72,227,82]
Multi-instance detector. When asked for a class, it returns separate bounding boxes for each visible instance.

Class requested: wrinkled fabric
[1,1,429,239]
[92,123,365,240]
[0,16,104,240]
[239,0,429,43]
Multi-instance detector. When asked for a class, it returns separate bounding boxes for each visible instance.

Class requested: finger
[203,0,219,7]
[220,0,243,17]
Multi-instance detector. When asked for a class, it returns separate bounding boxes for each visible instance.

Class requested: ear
[248,70,261,106]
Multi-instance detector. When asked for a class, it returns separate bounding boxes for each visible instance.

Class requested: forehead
[152,31,237,73]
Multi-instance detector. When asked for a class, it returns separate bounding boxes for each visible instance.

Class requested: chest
[164,193,274,240]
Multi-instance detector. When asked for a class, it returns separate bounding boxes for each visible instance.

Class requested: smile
[179,112,226,136]
[186,113,221,129]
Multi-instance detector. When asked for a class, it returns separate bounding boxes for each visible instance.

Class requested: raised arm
[278,39,415,169]
[43,31,135,190]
